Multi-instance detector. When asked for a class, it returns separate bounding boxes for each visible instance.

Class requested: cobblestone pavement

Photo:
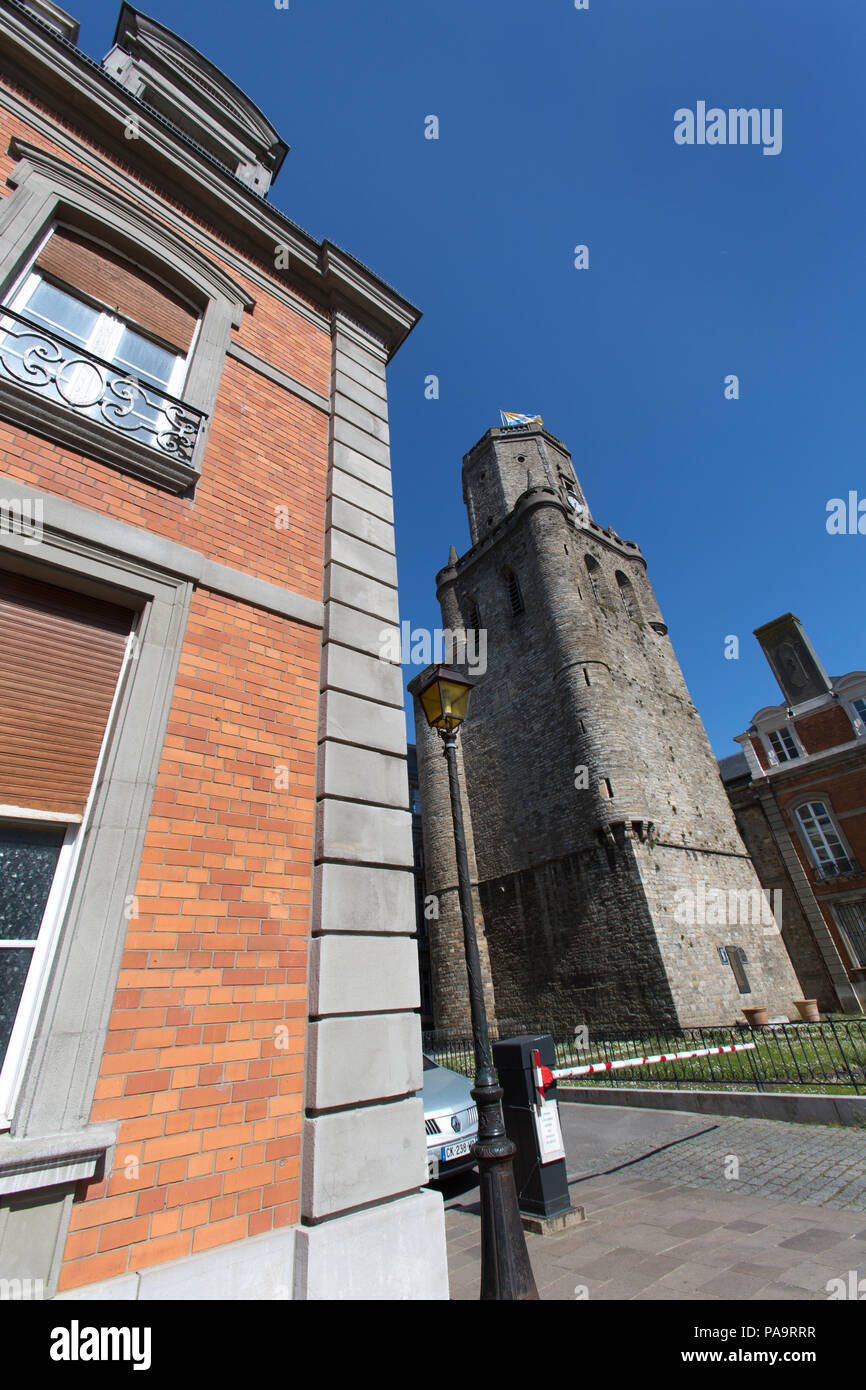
[442,1102,866,1300]
[560,1106,866,1212]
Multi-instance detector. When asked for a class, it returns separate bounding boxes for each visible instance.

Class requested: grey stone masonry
[413,426,806,1032]
[295,310,448,1299]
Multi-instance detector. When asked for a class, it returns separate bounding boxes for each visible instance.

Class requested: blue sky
[74,0,866,753]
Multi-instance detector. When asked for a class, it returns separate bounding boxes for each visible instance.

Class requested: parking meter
[492,1033,571,1218]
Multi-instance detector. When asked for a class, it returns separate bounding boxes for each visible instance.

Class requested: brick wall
[58,591,319,1291]
[0,104,330,603]
[793,706,857,756]
[0,88,331,1290]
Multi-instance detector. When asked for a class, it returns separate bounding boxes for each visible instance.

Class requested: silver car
[421,1054,479,1181]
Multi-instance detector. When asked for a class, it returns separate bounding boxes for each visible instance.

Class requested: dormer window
[102,8,288,197]
[767,728,800,764]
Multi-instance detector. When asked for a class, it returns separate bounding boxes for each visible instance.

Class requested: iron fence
[421,1018,866,1095]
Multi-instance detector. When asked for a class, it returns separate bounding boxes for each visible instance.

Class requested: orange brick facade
[0,82,332,1288]
[59,592,319,1290]
[0,104,331,603]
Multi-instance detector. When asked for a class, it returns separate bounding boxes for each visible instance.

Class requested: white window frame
[764,725,803,765]
[1,225,194,447]
[793,800,855,879]
[849,696,866,737]
[0,628,135,1127]
[0,143,254,493]
[0,815,80,1128]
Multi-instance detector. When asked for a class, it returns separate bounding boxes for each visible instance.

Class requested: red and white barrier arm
[552,1040,757,1080]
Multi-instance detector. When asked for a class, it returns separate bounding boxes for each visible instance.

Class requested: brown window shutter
[0,571,132,816]
[36,227,199,354]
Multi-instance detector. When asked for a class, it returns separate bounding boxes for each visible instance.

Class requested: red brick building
[720,614,866,1018]
[0,1,447,1298]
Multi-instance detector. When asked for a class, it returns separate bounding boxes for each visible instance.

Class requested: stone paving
[442,1102,866,1300]
[559,1107,866,1212]
[606,1116,866,1211]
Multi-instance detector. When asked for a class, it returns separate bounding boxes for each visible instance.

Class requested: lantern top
[414,665,474,734]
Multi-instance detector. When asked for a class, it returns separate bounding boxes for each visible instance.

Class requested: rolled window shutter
[36,227,198,354]
[0,571,132,815]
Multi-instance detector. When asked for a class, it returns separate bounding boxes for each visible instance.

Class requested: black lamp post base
[471,1081,539,1301]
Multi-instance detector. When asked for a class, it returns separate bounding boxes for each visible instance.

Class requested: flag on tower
[500,411,543,427]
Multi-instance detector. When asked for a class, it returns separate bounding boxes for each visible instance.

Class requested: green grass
[425,1023,866,1097]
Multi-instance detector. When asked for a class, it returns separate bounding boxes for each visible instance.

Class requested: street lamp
[416,664,538,1301]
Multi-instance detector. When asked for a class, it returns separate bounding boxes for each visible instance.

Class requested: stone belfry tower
[411,424,804,1031]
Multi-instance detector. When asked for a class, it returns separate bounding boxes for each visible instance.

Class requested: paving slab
[437,1099,866,1300]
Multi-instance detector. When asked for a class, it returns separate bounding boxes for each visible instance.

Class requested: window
[1,228,198,458]
[0,510,192,1203]
[767,728,800,764]
[725,945,751,995]
[0,822,77,1115]
[585,555,602,602]
[465,599,481,633]
[615,571,640,621]
[0,141,254,492]
[793,801,854,879]
[851,697,866,731]
[0,569,133,1123]
[505,570,524,616]
[833,901,866,968]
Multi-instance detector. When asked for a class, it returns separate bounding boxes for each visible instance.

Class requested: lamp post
[416,665,538,1301]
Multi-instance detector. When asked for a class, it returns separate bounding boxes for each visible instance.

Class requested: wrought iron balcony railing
[0,308,205,464]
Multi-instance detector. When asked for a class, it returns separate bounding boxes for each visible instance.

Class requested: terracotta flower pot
[742,1006,769,1027]
[793,999,820,1023]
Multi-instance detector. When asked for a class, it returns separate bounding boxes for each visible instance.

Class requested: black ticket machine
[492,1033,571,1219]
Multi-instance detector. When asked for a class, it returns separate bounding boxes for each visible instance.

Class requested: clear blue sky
[73,0,866,753]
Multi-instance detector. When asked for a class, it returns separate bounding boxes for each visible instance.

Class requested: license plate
[442,1139,472,1162]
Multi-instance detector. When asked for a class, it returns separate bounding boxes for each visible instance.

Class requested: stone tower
[411,424,805,1032]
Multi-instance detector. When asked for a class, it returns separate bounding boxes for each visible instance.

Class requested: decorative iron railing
[0,308,204,463]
